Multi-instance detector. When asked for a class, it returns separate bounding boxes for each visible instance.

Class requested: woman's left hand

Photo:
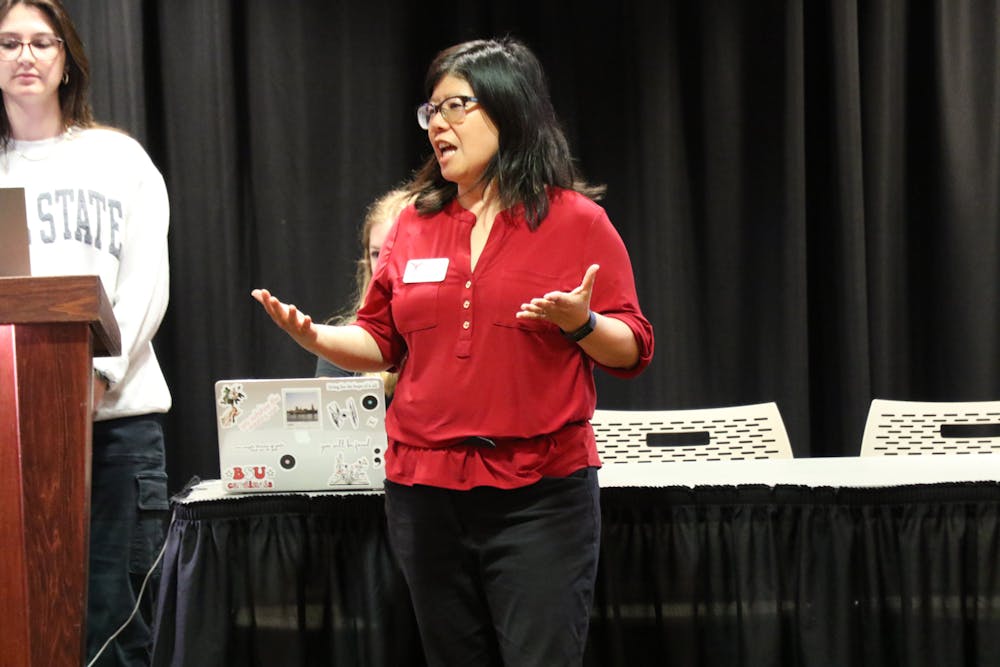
[516,264,599,332]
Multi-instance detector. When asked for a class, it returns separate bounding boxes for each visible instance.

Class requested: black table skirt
[152,482,1000,667]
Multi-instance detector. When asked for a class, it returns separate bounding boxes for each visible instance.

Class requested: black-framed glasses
[416,95,479,130]
[0,35,65,62]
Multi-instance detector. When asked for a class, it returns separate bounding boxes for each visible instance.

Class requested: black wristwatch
[561,310,597,342]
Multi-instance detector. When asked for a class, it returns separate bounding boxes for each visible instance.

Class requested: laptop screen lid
[0,187,30,277]
[215,376,388,493]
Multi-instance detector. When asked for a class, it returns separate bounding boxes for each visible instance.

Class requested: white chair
[860,398,1000,456]
[591,402,792,463]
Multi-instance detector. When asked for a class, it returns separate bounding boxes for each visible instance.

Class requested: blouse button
[463,300,471,309]
[465,280,472,289]
[462,321,470,330]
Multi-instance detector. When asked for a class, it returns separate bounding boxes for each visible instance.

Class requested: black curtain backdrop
[62,0,1000,492]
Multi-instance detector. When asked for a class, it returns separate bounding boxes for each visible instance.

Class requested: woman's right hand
[251,288,321,349]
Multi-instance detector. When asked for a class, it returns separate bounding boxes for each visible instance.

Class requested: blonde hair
[332,188,413,395]
[351,189,412,316]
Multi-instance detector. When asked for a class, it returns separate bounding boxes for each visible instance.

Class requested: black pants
[384,467,600,667]
[88,415,169,667]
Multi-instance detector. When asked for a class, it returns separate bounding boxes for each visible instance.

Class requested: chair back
[591,402,792,463]
[860,398,1000,456]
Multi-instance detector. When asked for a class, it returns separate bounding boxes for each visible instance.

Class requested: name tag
[402,258,449,284]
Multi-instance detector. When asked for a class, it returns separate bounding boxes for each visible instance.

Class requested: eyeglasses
[0,35,65,62]
[416,96,479,130]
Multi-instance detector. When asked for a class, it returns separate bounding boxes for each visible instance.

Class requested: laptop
[215,376,388,493]
[0,187,30,277]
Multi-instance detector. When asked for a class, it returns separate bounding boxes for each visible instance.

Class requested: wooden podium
[0,276,120,666]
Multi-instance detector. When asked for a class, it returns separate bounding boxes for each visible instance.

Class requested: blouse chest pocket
[491,268,562,334]
[392,282,440,333]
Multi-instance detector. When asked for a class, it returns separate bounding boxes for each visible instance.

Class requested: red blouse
[354,188,654,490]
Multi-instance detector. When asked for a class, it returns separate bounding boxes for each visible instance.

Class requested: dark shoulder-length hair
[0,0,94,149]
[409,37,604,230]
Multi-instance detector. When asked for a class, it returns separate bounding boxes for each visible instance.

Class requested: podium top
[0,275,121,357]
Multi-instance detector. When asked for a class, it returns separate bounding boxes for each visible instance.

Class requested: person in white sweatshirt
[0,1,170,665]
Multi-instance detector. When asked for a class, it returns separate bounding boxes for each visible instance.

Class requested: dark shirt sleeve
[314,355,354,379]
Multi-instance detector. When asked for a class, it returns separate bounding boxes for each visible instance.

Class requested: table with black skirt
[152,455,1000,667]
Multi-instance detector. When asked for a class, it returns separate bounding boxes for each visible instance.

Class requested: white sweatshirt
[0,126,171,421]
